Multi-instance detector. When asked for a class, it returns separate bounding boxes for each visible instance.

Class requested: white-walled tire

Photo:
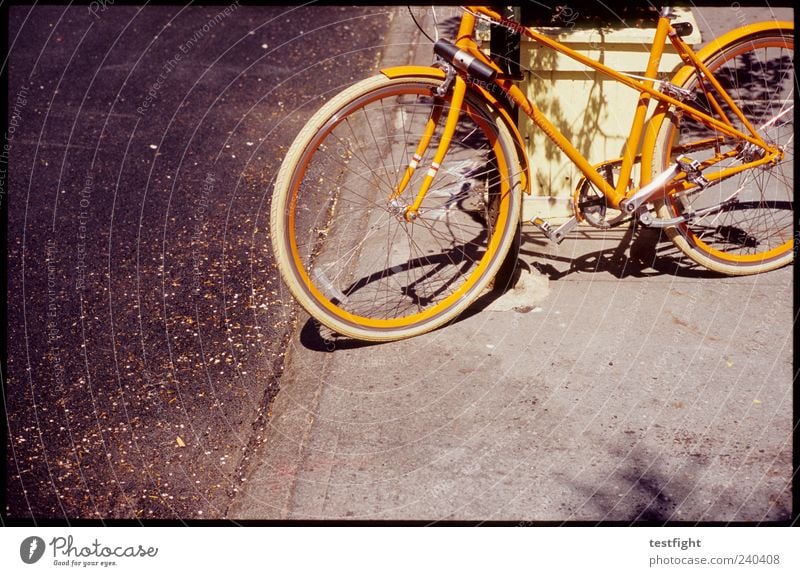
[270,75,522,341]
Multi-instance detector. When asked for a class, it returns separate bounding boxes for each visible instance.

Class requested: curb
[229,7,423,519]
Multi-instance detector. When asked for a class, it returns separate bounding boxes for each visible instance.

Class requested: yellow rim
[286,84,513,331]
[687,234,793,264]
[666,35,793,267]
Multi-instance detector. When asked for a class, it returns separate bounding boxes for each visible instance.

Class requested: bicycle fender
[670,20,793,89]
[380,65,531,195]
[381,65,446,81]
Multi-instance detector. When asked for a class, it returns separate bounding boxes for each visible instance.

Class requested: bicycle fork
[390,40,499,221]
[389,70,467,221]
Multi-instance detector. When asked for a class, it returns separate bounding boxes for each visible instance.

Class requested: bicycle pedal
[530,216,577,244]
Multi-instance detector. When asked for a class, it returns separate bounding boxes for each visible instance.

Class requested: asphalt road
[4,4,396,520]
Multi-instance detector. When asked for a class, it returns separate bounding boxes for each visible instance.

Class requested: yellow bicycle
[271,6,793,341]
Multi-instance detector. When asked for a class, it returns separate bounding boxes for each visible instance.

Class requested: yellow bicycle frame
[387,5,785,214]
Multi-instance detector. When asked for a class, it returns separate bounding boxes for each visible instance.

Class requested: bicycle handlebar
[433,39,497,83]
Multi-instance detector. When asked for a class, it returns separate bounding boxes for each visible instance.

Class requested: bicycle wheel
[271,74,522,341]
[651,25,794,275]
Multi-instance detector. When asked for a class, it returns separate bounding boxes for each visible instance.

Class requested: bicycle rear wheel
[270,74,522,341]
[651,25,794,275]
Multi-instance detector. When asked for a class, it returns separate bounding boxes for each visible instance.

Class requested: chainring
[576,161,628,229]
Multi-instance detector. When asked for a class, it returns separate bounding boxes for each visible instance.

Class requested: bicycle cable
[407,6,436,43]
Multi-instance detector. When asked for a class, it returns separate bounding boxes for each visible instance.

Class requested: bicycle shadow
[518,220,727,281]
[298,220,727,351]
[299,202,495,353]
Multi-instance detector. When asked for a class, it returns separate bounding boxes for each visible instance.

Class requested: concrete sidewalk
[231,222,792,521]
[228,6,793,522]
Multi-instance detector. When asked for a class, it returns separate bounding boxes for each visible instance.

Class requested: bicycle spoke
[283,80,516,326]
[663,31,793,268]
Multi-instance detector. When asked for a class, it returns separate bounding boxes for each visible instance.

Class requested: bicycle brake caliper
[661,82,696,102]
[435,63,457,97]
[676,154,709,189]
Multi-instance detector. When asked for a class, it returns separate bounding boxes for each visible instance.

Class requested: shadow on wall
[525,44,609,170]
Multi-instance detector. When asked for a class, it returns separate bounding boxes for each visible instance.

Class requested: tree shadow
[436,15,463,40]
[567,442,791,523]
[567,444,698,524]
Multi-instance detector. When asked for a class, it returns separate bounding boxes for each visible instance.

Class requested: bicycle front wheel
[271,74,522,341]
[651,25,794,275]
